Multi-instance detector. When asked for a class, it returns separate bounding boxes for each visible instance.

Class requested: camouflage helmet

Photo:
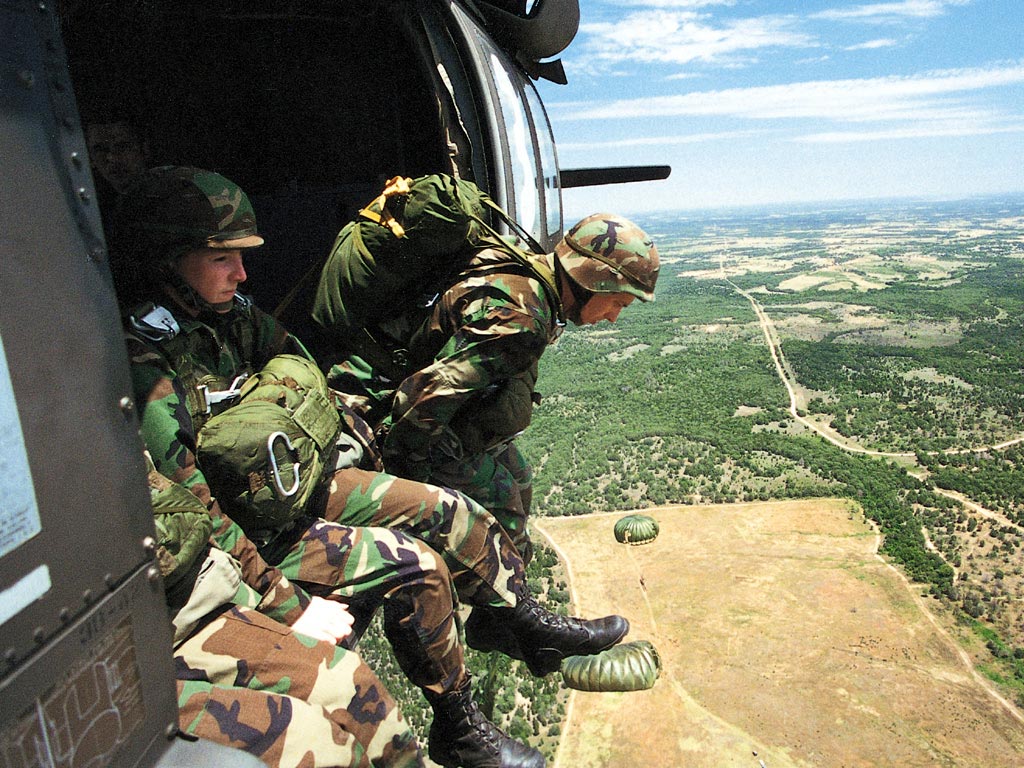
[553,213,659,301]
[120,165,263,257]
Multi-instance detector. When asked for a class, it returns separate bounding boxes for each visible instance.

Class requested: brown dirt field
[535,500,1024,768]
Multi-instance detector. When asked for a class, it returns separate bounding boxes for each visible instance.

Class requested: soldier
[146,453,422,768]
[85,118,149,195]
[312,209,660,573]
[119,166,629,768]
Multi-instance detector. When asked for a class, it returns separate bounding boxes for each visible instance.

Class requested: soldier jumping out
[312,200,660,570]
[118,166,629,768]
[311,191,659,657]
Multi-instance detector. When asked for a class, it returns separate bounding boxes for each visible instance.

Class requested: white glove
[291,596,355,644]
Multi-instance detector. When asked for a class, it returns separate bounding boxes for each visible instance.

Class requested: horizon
[538,0,1024,218]
[566,186,1024,223]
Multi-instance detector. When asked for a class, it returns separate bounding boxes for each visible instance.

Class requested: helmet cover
[553,213,659,301]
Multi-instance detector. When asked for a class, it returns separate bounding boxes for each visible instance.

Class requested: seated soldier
[118,166,629,768]
[146,452,422,768]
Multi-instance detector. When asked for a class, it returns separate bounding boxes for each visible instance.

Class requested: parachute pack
[309,173,560,364]
[196,354,342,539]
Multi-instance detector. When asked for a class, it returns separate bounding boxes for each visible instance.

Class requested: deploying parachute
[614,514,659,546]
[561,640,661,692]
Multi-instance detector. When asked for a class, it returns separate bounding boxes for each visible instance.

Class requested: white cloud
[580,11,816,66]
[844,38,900,50]
[604,0,735,7]
[797,121,1024,142]
[812,0,970,23]
[560,129,763,151]
[551,63,1024,125]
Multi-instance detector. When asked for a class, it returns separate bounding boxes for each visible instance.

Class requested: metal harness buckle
[199,373,250,414]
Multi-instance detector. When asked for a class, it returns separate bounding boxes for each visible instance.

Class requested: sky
[535,0,1024,215]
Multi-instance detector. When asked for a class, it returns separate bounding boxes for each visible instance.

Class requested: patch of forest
[517,206,1024,706]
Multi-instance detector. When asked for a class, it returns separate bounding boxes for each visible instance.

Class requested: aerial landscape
[355,193,1024,766]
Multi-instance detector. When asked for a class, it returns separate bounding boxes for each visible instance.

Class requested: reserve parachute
[196,355,343,539]
[614,514,660,545]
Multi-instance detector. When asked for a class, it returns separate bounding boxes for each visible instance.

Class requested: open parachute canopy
[614,514,659,546]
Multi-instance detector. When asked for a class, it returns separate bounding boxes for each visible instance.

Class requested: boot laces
[524,599,586,634]
[461,692,506,752]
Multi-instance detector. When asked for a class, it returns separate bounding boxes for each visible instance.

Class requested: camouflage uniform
[127,292,523,611]
[123,166,627,768]
[126,295,519,696]
[147,460,423,768]
[322,248,563,563]
[316,214,660,564]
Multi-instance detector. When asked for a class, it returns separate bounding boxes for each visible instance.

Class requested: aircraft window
[489,53,543,244]
[523,83,562,242]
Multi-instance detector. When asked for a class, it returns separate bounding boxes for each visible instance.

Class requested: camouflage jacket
[126,292,312,625]
[348,248,564,481]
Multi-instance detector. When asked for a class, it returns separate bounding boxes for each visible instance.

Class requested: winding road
[719,256,1024,539]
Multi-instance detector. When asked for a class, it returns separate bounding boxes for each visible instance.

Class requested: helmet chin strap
[164,270,235,316]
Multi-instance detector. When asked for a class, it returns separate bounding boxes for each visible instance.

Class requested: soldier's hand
[292,596,356,644]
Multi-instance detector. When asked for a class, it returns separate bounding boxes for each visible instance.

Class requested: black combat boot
[427,682,544,768]
[466,599,630,677]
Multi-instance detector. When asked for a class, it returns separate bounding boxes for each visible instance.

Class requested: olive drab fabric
[560,640,662,692]
[613,514,660,546]
[197,354,342,536]
[318,245,565,562]
[148,457,214,591]
[311,173,560,374]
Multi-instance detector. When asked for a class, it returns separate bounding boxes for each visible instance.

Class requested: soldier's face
[177,248,247,310]
[85,122,147,193]
[577,292,635,325]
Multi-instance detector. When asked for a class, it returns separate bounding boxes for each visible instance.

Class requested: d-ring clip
[267,431,300,499]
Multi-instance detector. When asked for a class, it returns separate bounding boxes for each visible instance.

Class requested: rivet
[146,565,161,583]
[38,2,48,12]
[119,395,134,415]
[82,588,93,605]
[104,573,116,589]
[143,536,156,554]
[77,188,91,202]
[3,648,15,665]
[164,722,178,739]
[70,151,82,167]
[33,627,45,643]
[59,607,71,623]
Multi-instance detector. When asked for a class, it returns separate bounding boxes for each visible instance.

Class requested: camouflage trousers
[271,520,466,696]
[175,604,423,768]
[317,467,526,610]
[426,441,535,564]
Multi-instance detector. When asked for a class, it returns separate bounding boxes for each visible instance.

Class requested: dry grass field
[535,500,1024,768]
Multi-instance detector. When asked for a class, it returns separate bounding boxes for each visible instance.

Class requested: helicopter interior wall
[62,2,450,322]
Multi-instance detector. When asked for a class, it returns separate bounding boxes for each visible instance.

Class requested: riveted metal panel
[0,1,180,765]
